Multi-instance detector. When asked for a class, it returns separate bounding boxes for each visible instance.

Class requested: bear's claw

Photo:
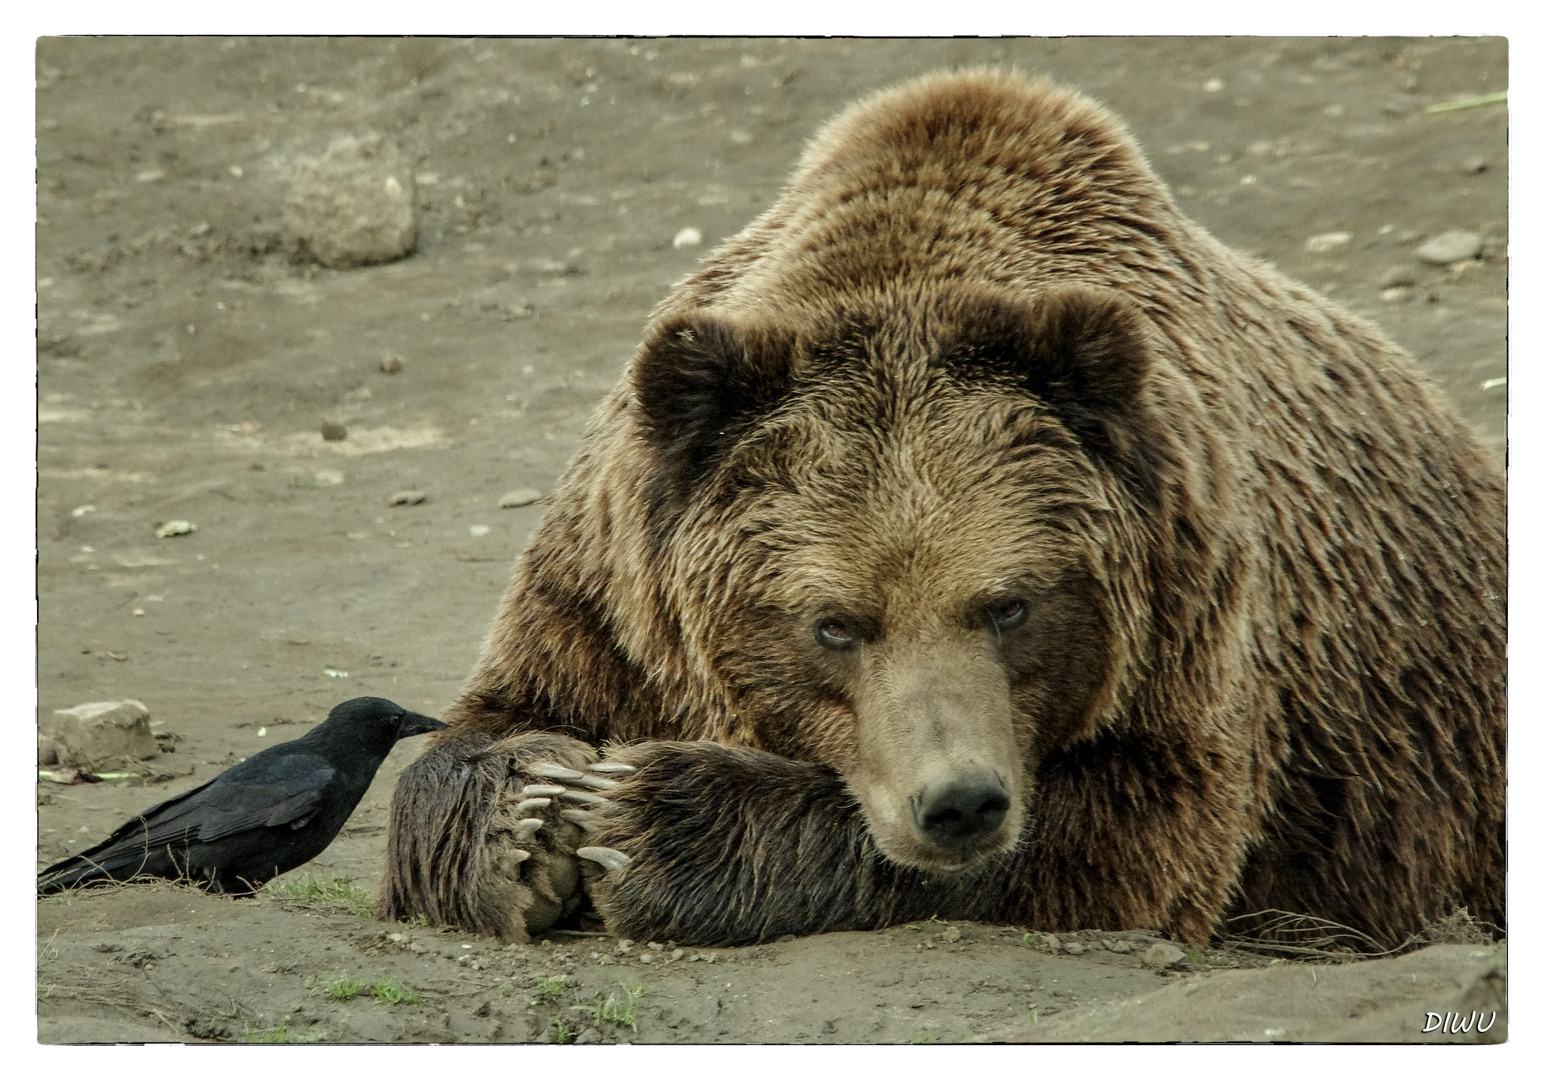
[576,846,631,871]
[559,789,608,807]
[513,796,552,816]
[520,783,566,798]
[527,763,587,781]
[561,808,601,832]
[513,817,545,842]
[587,762,637,775]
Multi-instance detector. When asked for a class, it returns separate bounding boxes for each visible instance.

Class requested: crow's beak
[400,712,449,737]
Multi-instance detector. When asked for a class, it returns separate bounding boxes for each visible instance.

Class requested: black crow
[38,696,446,895]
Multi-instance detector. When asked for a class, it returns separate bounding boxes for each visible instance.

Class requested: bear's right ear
[630,315,795,489]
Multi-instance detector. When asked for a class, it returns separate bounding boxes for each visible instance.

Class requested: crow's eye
[988,598,1028,632]
[814,619,859,651]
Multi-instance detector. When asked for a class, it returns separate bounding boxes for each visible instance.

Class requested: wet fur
[383,70,1505,949]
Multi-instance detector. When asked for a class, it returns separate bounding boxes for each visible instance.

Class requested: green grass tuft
[573,980,649,1032]
[264,874,375,918]
[371,977,420,1005]
[326,977,369,1001]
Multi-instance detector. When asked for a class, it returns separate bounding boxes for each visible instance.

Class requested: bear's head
[629,283,1163,874]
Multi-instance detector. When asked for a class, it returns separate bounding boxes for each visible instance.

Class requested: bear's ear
[631,315,795,489]
[946,285,1158,490]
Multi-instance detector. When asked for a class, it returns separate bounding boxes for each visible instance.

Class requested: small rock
[672,226,703,249]
[155,520,196,538]
[1378,265,1420,288]
[389,490,427,506]
[940,926,962,944]
[1416,230,1483,266]
[1106,939,1133,954]
[321,420,348,442]
[1460,156,1488,175]
[1305,231,1352,254]
[638,952,654,964]
[574,1027,602,1045]
[44,700,158,767]
[283,132,418,268]
[499,488,543,509]
[1380,286,1414,304]
[39,732,58,766]
[670,948,684,961]
[468,525,491,537]
[380,354,404,374]
[1143,942,1187,970]
[1039,933,1061,954]
[1062,941,1086,956]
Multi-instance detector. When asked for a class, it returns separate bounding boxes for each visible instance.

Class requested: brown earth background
[33,36,1508,1047]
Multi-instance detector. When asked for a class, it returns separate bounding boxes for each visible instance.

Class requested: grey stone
[44,700,158,767]
[1143,942,1187,970]
[284,133,418,269]
[1379,264,1420,288]
[1416,230,1484,266]
[499,487,543,508]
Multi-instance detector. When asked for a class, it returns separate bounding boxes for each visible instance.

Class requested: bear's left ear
[947,285,1159,494]
[630,314,795,491]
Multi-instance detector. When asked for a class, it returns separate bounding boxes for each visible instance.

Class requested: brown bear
[382,69,1506,951]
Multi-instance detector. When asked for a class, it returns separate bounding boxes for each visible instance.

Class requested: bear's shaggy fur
[383,70,1505,950]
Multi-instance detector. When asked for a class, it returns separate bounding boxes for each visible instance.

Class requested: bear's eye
[814,619,859,651]
[988,598,1028,632]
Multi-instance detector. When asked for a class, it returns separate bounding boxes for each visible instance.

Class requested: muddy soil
[35,36,1506,1044]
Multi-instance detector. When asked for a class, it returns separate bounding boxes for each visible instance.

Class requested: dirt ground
[34,36,1507,1045]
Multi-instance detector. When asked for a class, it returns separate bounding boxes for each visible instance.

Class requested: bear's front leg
[565,741,999,945]
[381,727,634,942]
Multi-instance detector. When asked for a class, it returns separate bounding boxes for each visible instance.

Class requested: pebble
[574,1028,602,1045]
[1416,230,1483,266]
[1062,941,1086,956]
[1105,939,1133,954]
[1038,933,1061,954]
[1381,287,1414,303]
[283,132,418,268]
[1461,156,1488,175]
[1304,231,1352,254]
[389,490,427,506]
[380,354,404,374]
[672,226,703,249]
[155,520,196,538]
[1143,942,1187,970]
[321,420,348,442]
[499,488,543,508]
[1379,265,1420,288]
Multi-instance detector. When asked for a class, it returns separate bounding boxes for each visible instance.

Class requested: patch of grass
[326,977,369,1002]
[244,1023,320,1044]
[549,1017,575,1044]
[264,874,375,918]
[910,1030,939,1044]
[399,913,429,929]
[371,977,420,1005]
[573,980,648,1032]
[536,975,567,1001]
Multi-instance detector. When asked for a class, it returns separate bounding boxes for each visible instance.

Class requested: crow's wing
[133,752,341,847]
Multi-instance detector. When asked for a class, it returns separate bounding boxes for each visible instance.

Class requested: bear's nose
[913,771,1010,851]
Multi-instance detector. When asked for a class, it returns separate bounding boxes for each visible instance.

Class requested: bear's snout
[913,770,1011,852]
